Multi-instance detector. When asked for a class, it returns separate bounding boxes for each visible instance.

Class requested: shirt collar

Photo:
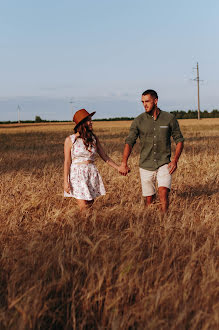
[145,108,161,120]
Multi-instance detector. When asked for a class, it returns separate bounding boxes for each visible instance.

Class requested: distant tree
[211,109,219,118]
[35,115,42,122]
[202,110,209,118]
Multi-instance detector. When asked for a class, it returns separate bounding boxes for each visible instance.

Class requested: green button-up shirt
[125,109,184,171]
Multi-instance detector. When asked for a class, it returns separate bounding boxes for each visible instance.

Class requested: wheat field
[0,119,219,329]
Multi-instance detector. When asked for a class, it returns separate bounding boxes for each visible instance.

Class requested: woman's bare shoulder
[64,135,73,147]
[65,132,80,145]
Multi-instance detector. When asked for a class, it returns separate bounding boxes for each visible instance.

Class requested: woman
[64,108,119,211]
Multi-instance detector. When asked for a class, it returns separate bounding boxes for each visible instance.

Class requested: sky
[0,0,219,121]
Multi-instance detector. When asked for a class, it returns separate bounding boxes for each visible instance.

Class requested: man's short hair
[142,89,158,99]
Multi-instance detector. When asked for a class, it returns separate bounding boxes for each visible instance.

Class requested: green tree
[35,115,42,123]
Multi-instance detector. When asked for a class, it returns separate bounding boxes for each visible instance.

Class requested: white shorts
[139,164,172,196]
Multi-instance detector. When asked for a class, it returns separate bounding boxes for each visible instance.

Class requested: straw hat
[73,109,96,128]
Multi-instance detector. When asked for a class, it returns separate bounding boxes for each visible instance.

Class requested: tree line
[0,110,219,124]
[170,109,219,119]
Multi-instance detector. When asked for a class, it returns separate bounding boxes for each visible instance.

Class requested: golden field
[0,118,219,329]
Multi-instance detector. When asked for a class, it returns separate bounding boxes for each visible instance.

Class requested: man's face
[141,94,158,113]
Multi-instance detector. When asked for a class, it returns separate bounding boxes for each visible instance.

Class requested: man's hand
[119,163,130,176]
[169,142,183,174]
[168,160,177,174]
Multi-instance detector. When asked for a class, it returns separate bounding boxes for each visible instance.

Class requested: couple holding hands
[64,89,184,213]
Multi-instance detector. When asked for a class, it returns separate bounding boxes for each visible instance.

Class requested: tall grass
[0,119,219,329]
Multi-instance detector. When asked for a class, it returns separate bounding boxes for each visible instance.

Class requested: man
[119,89,184,213]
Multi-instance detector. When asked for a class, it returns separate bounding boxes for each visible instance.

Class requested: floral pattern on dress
[64,134,106,200]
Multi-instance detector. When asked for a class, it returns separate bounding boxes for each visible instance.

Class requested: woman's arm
[64,136,72,193]
[96,136,119,171]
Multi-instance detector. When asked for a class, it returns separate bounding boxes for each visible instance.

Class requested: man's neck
[148,107,160,120]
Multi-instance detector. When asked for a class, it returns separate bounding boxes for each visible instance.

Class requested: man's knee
[158,187,170,201]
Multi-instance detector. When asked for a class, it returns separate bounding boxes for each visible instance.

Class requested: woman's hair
[74,119,96,150]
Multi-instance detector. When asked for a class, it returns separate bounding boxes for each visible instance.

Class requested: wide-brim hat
[73,109,96,128]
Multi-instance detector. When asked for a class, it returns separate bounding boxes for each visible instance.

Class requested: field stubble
[0,119,219,329]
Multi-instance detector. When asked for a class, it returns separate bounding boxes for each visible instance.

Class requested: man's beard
[148,104,156,115]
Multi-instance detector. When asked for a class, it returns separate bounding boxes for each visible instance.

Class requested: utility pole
[69,100,74,119]
[193,62,201,120]
[17,105,21,123]
[197,62,200,120]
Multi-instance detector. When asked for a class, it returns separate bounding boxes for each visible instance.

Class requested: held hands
[118,162,130,176]
[168,159,177,174]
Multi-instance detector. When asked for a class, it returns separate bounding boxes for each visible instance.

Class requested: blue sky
[0,0,218,121]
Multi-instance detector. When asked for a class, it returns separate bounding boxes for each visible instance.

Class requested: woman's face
[86,116,93,131]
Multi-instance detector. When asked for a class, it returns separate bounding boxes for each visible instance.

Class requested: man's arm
[168,141,184,174]
[119,118,139,176]
[119,144,132,175]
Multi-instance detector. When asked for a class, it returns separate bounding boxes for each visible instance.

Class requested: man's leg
[157,164,172,213]
[158,187,170,213]
[139,168,156,207]
[144,195,155,206]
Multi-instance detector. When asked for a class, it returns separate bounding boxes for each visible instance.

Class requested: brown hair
[142,89,158,99]
[74,119,96,151]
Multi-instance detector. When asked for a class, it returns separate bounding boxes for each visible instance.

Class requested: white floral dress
[64,134,106,200]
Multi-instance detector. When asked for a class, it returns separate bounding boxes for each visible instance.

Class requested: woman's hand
[64,182,71,194]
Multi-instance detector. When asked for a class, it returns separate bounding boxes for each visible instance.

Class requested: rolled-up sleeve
[170,117,184,144]
[125,119,139,147]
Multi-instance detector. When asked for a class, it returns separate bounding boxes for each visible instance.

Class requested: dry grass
[0,119,219,329]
